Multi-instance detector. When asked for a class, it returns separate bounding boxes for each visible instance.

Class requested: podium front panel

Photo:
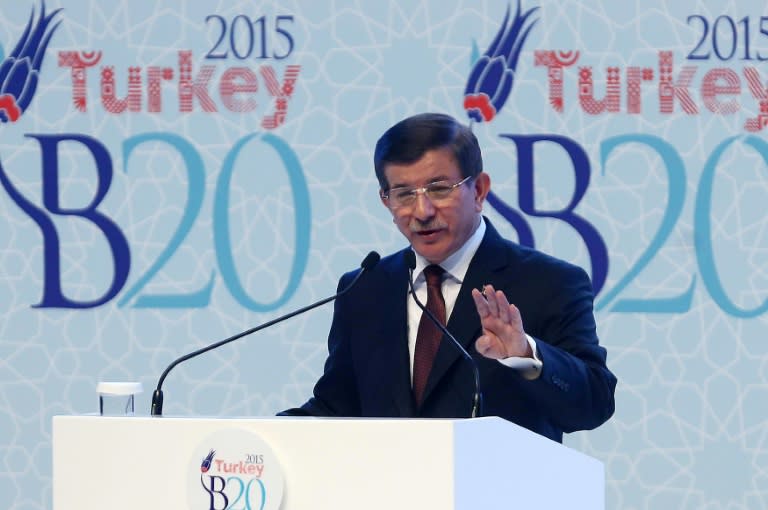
[53,415,603,509]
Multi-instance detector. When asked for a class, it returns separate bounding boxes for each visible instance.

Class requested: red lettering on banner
[148,67,174,113]
[535,49,768,130]
[578,66,620,114]
[534,50,579,112]
[58,51,102,112]
[743,67,768,132]
[220,67,259,112]
[57,50,301,127]
[260,65,300,129]
[101,66,142,113]
[178,50,217,112]
[701,69,740,114]
[626,67,654,114]
[658,51,698,114]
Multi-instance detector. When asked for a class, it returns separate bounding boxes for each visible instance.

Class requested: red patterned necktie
[412,264,446,406]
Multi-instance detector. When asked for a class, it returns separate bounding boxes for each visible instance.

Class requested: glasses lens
[391,188,416,206]
[425,182,455,200]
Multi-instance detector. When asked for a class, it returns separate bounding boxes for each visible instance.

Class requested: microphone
[405,250,482,418]
[150,251,381,416]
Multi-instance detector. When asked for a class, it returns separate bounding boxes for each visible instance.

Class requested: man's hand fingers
[495,290,512,323]
[483,284,500,316]
[471,288,491,318]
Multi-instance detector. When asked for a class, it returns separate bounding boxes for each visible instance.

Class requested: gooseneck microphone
[150,251,381,416]
[405,250,482,418]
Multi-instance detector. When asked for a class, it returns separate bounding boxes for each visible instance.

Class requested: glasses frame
[380,175,473,210]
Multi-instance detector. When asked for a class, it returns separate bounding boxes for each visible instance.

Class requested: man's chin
[412,242,449,264]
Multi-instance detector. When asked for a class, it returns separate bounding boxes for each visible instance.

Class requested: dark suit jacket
[283,220,617,443]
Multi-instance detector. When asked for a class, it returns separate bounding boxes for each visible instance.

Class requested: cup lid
[96,381,143,395]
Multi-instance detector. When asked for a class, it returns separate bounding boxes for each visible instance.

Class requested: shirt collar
[412,216,486,284]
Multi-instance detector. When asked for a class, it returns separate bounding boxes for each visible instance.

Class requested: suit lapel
[372,251,417,416]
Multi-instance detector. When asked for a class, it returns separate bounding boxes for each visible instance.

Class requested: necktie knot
[423,264,444,289]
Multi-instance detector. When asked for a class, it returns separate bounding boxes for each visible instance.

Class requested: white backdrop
[1,1,767,508]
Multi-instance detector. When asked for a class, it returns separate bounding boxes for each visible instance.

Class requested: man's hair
[373,113,483,190]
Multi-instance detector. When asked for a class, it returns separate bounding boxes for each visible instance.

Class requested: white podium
[53,415,604,509]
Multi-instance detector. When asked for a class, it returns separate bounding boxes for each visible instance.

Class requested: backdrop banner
[0,1,766,509]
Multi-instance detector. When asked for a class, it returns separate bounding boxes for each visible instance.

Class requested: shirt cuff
[498,335,542,380]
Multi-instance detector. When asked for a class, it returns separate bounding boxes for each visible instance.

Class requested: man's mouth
[415,227,442,239]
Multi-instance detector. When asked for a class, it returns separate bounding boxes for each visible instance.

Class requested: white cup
[97,382,143,416]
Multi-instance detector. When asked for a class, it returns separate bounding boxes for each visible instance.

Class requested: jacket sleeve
[278,272,361,417]
[515,263,616,433]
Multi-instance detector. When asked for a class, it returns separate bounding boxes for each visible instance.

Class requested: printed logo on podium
[188,428,284,510]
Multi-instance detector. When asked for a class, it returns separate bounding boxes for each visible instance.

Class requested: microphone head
[404,249,416,270]
[361,251,381,271]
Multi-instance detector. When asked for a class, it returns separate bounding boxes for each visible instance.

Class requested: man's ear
[379,190,390,210]
[474,172,491,211]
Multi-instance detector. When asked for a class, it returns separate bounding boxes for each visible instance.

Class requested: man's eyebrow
[389,175,454,188]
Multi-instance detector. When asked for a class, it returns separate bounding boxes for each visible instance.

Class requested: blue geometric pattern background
[0,1,766,509]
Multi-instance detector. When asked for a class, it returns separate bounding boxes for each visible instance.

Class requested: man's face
[380,147,490,264]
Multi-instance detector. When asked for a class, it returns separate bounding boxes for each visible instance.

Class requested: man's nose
[412,191,436,219]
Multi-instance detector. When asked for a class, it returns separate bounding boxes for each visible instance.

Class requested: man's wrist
[499,335,542,380]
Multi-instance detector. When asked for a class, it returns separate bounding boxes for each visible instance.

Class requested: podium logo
[189,429,284,510]
[201,450,216,473]
[0,1,61,123]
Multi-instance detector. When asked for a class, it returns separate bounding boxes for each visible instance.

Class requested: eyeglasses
[381,175,473,209]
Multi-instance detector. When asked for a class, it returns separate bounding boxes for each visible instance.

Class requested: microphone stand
[150,251,380,416]
[405,250,482,418]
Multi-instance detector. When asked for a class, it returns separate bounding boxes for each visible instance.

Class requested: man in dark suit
[282,113,616,442]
